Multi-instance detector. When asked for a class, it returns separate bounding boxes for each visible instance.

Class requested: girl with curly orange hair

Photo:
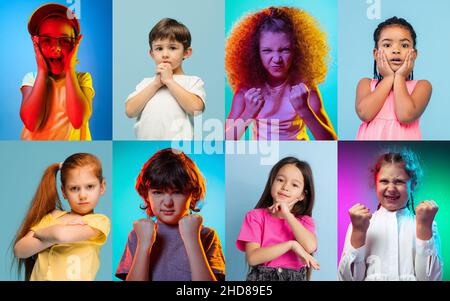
[225,6,336,140]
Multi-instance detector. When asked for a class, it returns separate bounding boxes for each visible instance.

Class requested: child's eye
[402,43,410,48]
[382,43,391,48]
[170,46,177,50]
[379,180,388,184]
[70,187,79,192]
[261,49,271,53]
[87,184,95,190]
[281,48,291,53]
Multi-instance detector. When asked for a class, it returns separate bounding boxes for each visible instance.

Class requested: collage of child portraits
[0,0,449,291]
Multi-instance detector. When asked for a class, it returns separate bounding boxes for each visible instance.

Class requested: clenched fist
[349,203,372,234]
[289,83,310,113]
[416,200,438,240]
[133,218,157,247]
[179,214,203,241]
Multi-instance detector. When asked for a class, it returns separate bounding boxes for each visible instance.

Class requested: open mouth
[390,58,403,65]
[47,57,64,65]
[384,195,400,201]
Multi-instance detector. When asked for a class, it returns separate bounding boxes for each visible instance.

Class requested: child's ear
[183,47,192,60]
[100,180,106,196]
[149,49,154,59]
[373,48,378,60]
[61,185,67,199]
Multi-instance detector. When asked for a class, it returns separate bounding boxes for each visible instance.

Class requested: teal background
[225,0,338,140]
[0,141,112,280]
[113,0,225,140]
[338,0,450,140]
[226,141,337,280]
[112,141,225,280]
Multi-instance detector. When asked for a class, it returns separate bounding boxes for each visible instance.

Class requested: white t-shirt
[338,206,442,281]
[127,75,206,140]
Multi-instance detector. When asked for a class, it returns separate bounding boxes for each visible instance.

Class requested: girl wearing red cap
[20,3,94,140]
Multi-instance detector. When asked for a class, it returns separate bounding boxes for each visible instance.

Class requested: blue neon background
[0,0,112,140]
[0,141,112,280]
[225,141,337,280]
[112,141,225,280]
[338,0,450,140]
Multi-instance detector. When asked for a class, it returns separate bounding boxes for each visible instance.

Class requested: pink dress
[356,79,421,140]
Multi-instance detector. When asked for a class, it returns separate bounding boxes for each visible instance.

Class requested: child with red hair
[225,7,336,140]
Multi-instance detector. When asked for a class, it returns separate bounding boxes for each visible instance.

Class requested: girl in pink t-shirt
[356,17,431,140]
[236,157,319,281]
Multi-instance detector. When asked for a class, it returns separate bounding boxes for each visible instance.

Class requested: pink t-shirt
[236,208,316,270]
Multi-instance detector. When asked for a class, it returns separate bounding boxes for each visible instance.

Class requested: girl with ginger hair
[225,6,336,140]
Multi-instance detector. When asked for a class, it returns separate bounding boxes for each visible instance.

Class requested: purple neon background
[338,142,380,263]
[338,141,450,281]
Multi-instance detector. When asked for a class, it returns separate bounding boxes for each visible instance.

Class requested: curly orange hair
[225,6,329,92]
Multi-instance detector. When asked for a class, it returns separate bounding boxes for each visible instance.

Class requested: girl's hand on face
[242,88,265,119]
[416,200,438,227]
[32,36,48,74]
[157,63,173,85]
[290,241,320,270]
[133,218,157,247]
[376,49,395,78]
[395,49,416,79]
[65,34,82,72]
[349,203,372,234]
[269,201,296,219]
[179,214,203,241]
[289,83,310,113]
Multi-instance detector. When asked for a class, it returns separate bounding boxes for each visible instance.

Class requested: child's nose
[162,194,174,205]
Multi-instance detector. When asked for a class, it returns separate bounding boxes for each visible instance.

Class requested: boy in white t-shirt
[125,18,205,140]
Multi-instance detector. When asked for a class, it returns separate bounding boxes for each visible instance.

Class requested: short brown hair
[148,18,191,50]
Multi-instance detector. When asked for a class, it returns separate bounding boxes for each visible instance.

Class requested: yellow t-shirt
[20,72,95,140]
[29,211,110,281]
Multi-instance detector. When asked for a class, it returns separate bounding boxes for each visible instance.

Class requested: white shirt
[338,206,442,281]
[127,75,206,140]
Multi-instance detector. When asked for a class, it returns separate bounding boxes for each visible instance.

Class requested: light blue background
[0,0,112,140]
[112,141,225,280]
[338,0,450,140]
[225,0,338,139]
[0,141,112,280]
[113,0,225,140]
[225,141,337,280]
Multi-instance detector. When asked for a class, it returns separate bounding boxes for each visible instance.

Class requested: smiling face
[376,163,411,211]
[150,38,191,75]
[374,25,415,72]
[38,17,76,76]
[61,165,105,215]
[147,188,191,225]
[270,163,305,206]
[259,31,293,86]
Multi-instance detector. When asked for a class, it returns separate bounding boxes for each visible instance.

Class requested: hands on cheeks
[65,34,83,72]
[32,36,48,74]
[395,49,416,79]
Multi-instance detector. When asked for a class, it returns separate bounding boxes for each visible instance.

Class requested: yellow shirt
[20,72,94,140]
[29,211,110,281]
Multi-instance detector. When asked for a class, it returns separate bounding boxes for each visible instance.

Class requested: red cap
[28,3,80,36]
